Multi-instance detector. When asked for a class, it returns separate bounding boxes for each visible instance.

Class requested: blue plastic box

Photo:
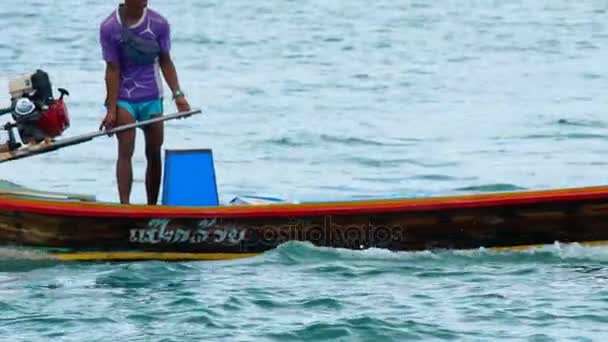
[161,148,219,206]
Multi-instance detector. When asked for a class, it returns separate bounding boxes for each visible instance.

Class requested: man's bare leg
[143,119,163,205]
[116,107,136,204]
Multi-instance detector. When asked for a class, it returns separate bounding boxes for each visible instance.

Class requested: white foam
[0,247,56,261]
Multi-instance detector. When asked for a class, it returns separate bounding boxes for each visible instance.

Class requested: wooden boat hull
[2,185,608,261]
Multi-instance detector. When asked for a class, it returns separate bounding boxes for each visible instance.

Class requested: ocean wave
[263,240,608,266]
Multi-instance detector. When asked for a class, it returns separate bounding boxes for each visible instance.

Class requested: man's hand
[100,107,117,131]
[175,96,191,113]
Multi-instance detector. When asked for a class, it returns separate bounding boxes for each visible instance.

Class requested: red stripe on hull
[0,186,607,218]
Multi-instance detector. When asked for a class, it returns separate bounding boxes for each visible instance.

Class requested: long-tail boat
[1,70,607,261]
[1,180,607,261]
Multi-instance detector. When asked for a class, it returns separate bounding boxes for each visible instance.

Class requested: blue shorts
[116,98,163,122]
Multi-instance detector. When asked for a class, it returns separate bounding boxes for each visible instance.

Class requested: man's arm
[159,53,190,112]
[157,18,190,112]
[99,62,121,130]
[159,53,181,95]
[99,22,122,129]
[105,62,121,112]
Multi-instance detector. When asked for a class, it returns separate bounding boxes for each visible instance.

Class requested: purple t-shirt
[99,7,170,102]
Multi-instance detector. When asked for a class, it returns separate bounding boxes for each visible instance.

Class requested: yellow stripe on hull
[46,240,608,261]
[51,251,261,261]
[487,240,608,252]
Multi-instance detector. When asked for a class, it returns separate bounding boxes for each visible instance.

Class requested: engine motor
[2,69,70,148]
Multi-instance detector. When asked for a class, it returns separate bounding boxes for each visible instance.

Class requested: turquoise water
[3,243,608,340]
[1,0,608,340]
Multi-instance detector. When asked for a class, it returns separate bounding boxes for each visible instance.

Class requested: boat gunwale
[0,185,607,219]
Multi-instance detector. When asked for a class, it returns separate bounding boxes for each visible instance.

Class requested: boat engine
[0,69,70,150]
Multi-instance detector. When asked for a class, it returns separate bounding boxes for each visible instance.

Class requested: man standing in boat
[99,0,190,205]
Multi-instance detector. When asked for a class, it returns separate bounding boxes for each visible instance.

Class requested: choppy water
[0,0,607,340]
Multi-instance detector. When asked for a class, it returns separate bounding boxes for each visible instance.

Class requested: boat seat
[228,195,292,205]
[0,179,96,202]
